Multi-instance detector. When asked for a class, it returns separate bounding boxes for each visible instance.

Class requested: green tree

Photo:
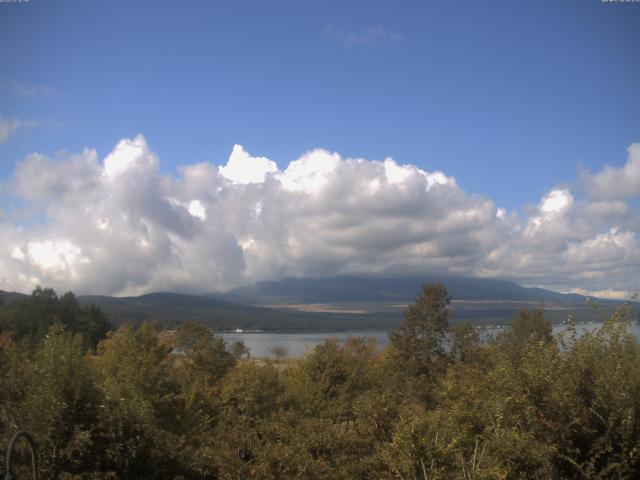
[390,283,451,374]
[1,323,102,479]
[213,361,287,479]
[0,287,112,348]
[173,322,235,394]
[289,338,378,419]
[499,307,553,357]
[92,323,187,479]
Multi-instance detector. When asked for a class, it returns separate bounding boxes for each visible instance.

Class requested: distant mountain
[0,276,629,333]
[76,291,395,332]
[223,275,603,305]
[77,292,288,328]
[0,290,27,305]
[220,275,631,326]
[0,288,393,332]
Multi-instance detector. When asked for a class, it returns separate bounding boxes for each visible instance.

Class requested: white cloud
[11,247,25,261]
[219,145,278,184]
[1,136,639,298]
[104,134,158,179]
[276,148,340,193]
[540,189,573,215]
[0,115,22,143]
[26,240,88,273]
[583,143,640,200]
[14,149,101,203]
[568,288,633,301]
[188,200,206,221]
[524,189,576,242]
[566,228,636,268]
[0,114,56,144]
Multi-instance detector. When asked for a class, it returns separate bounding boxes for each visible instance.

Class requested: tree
[271,345,289,363]
[450,322,485,367]
[389,282,452,378]
[499,307,553,356]
[213,361,287,479]
[92,323,186,478]
[173,322,235,387]
[0,287,112,348]
[288,337,379,423]
[1,323,103,478]
[230,339,251,359]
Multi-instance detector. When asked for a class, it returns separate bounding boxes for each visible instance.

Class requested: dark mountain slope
[76,291,395,331]
[2,275,629,333]
[0,290,28,305]
[224,275,602,305]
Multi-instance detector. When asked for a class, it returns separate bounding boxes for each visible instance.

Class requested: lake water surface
[221,331,390,358]
[221,321,640,358]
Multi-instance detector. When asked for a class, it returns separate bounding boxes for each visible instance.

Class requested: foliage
[389,282,451,377]
[1,283,640,479]
[0,286,112,348]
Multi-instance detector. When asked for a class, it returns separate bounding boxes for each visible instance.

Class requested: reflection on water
[221,321,640,359]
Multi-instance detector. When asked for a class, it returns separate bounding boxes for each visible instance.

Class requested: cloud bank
[1,135,639,298]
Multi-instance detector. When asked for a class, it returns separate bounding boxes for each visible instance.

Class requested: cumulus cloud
[583,143,640,200]
[219,145,278,184]
[103,135,158,179]
[13,149,101,203]
[0,136,639,298]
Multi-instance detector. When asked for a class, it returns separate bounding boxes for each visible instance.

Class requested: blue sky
[2,0,638,208]
[1,0,640,297]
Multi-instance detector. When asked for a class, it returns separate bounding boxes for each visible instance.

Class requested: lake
[221,330,391,358]
[221,321,640,358]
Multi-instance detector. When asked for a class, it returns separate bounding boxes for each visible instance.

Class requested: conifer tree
[389,282,452,378]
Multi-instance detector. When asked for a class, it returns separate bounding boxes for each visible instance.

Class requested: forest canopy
[1,284,640,479]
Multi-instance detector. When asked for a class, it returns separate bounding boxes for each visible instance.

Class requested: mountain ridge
[222,275,609,305]
[1,276,628,332]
